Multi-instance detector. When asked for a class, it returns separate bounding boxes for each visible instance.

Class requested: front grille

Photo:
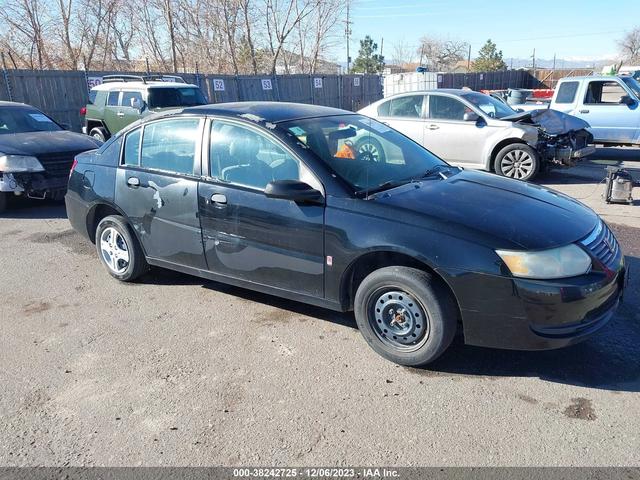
[36,152,82,178]
[579,221,621,268]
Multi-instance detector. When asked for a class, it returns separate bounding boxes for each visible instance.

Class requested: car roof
[92,81,197,91]
[380,89,479,98]
[180,102,353,123]
[557,76,621,82]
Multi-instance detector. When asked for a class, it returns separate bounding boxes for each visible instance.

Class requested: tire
[0,192,7,214]
[355,137,386,163]
[354,266,457,366]
[95,215,148,281]
[494,143,540,181]
[89,127,108,143]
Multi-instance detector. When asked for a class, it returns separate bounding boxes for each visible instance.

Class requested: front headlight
[0,154,45,173]
[496,244,592,279]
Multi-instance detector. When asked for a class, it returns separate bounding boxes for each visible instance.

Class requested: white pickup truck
[519,75,640,145]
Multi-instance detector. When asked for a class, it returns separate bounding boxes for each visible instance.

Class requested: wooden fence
[0,69,383,132]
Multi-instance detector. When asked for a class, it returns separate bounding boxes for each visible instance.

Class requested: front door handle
[127,177,140,187]
[579,109,589,114]
[210,193,227,204]
[117,111,125,117]
[427,124,440,130]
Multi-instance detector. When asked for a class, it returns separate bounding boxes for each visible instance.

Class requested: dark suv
[65,102,625,366]
[82,75,207,142]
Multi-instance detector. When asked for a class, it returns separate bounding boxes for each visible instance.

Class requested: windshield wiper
[356,179,411,197]
[416,164,455,180]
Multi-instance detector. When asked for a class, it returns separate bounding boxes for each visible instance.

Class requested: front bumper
[0,172,69,200]
[439,256,626,351]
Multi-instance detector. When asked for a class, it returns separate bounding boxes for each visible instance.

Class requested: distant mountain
[504,57,618,69]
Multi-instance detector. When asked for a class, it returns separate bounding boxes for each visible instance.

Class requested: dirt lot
[1,150,639,467]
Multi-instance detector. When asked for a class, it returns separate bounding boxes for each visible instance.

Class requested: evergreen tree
[352,35,385,74]
[473,39,507,72]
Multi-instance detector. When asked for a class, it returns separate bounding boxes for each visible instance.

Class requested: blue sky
[337,0,636,65]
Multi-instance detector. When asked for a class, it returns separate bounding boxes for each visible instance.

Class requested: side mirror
[620,95,636,106]
[463,111,480,122]
[59,123,71,130]
[265,180,324,205]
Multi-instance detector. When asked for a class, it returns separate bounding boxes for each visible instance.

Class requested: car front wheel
[95,215,148,281]
[354,266,457,366]
[494,143,540,181]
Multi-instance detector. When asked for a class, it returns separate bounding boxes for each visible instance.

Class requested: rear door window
[107,91,120,106]
[139,118,201,175]
[555,81,579,104]
[88,90,98,105]
[389,95,424,118]
[123,128,141,165]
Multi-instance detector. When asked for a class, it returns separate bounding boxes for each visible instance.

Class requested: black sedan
[0,101,101,212]
[65,102,626,366]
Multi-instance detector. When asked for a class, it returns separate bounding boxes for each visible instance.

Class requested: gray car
[358,89,595,181]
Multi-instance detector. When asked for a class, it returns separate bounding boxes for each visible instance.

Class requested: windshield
[147,87,207,109]
[281,114,448,194]
[0,107,62,135]
[460,91,517,119]
[620,76,640,98]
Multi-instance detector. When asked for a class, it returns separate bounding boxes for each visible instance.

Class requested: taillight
[80,106,87,116]
[69,158,78,178]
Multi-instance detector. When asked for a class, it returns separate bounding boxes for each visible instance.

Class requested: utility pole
[531,48,536,79]
[345,0,352,74]
[467,44,471,72]
[380,37,385,72]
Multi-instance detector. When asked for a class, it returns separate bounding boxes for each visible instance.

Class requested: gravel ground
[0,155,639,467]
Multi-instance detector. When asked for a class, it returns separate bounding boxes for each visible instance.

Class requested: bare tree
[0,0,53,69]
[618,27,640,64]
[390,39,414,68]
[417,36,469,72]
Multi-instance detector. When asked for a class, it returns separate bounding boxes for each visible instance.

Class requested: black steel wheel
[354,266,457,366]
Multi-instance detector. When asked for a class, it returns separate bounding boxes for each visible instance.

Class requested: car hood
[501,109,590,135]
[372,170,598,250]
[0,130,101,156]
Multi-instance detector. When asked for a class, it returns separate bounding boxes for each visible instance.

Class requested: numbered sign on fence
[261,79,273,90]
[353,77,360,87]
[87,77,103,89]
[213,79,225,91]
[314,78,323,89]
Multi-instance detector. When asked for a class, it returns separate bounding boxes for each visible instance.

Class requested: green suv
[82,75,207,141]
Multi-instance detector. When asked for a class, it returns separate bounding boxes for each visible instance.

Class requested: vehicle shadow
[424,254,640,393]
[143,257,639,392]
[1,197,67,220]
[141,267,357,329]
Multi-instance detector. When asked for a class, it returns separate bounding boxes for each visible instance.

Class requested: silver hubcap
[370,290,429,351]
[358,142,380,161]
[100,227,130,274]
[501,150,534,179]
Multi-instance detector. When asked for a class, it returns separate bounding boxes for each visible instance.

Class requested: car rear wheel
[495,143,539,181]
[354,266,457,366]
[95,215,148,281]
[89,127,108,143]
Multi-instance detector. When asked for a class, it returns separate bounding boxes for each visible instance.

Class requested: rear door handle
[427,124,440,130]
[579,109,589,114]
[210,193,227,204]
[127,177,140,187]
[117,111,125,117]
